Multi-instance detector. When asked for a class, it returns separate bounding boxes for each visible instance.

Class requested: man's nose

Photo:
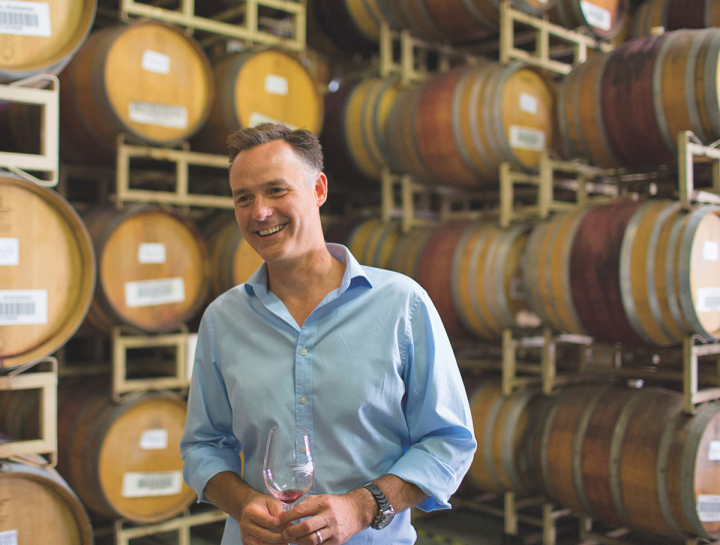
[252,197,272,221]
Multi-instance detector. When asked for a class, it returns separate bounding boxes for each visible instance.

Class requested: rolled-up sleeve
[181,310,244,502]
[388,292,477,511]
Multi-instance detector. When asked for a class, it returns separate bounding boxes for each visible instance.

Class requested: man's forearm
[203,471,262,521]
[346,473,429,528]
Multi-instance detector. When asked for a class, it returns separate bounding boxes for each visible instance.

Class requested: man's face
[230,139,326,266]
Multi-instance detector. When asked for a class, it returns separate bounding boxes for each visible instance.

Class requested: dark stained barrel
[550,0,629,39]
[634,0,720,37]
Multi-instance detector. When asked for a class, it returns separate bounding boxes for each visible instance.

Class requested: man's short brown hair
[227,124,324,179]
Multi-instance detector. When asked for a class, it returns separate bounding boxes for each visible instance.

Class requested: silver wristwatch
[363,483,395,530]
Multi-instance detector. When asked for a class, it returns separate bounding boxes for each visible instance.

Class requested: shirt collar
[243,243,372,296]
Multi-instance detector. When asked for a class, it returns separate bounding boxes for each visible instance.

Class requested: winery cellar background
[2,0,720,544]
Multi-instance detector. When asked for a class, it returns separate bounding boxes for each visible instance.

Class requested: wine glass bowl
[263,426,315,510]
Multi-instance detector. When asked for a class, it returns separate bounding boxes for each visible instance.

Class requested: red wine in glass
[263,426,314,511]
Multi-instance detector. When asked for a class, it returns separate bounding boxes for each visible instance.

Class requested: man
[181,124,476,544]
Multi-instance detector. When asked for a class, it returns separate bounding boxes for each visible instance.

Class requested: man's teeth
[258,224,285,236]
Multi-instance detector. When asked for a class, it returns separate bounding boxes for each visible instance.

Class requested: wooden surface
[550,0,628,39]
[0,462,93,545]
[0,0,96,82]
[387,228,433,279]
[83,205,209,334]
[0,177,95,368]
[0,389,40,440]
[634,0,709,36]
[315,0,377,53]
[206,216,264,297]
[59,21,213,163]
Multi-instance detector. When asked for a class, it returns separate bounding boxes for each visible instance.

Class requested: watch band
[363,483,391,512]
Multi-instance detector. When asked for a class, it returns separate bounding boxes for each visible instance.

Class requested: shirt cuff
[182,445,244,502]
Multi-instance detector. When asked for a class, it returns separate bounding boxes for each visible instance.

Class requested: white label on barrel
[509,126,545,152]
[0,238,19,266]
[249,111,297,130]
[129,101,188,129]
[265,74,289,96]
[0,1,51,37]
[142,50,171,75]
[125,277,185,307]
[187,332,198,379]
[122,471,183,497]
[0,289,47,324]
[704,241,719,262]
[140,429,168,450]
[698,495,720,521]
[0,530,17,545]
[709,441,720,461]
[580,2,611,31]
[696,288,720,313]
[519,93,538,115]
[138,243,166,264]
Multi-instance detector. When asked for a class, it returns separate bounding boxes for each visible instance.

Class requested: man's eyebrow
[232,179,286,197]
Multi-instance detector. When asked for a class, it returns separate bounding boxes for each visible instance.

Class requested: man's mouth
[257,224,287,236]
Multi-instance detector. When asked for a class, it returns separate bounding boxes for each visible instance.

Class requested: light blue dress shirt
[181,244,477,544]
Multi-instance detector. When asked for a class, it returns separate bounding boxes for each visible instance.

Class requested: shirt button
[300,348,308,356]
[300,396,307,404]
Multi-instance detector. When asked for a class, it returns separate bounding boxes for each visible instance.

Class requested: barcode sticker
[138,243,166,264]
[509,126,546,152]
[0,290,47,324]
[125,278,185,308]
[140,429,168,450]
[0,238,19,266]
[265,74,288,95]
[142,50,170,74]
[187,333,198,379]
[248,111,297,130]
[510,278,526,300]
[709,441,720,461]
[699,495,720,521]
[696,288,720,313]
[122,471,183,498]
[0,530,17,545]
[704,241,719,262]
[129,101,188,129]
[581,1,611,30]
[520,93,538,115]
[0,1,50,36]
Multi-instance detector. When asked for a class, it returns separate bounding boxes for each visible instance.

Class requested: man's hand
[239,494,294,544]
[273,488,376,545]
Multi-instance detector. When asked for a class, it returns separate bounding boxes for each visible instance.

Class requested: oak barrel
[633,0,720,37]
[57,384,195,523]
[83,205,209,334]
[0,458,93,544]
[0,176,95,369]
[346,219,402,269]
[0,0,96,83]
[314,0,383,53]
[387,228,434,280]
[531,383,720,540]
[193,48,323,155]
[550,0,629,39]
[59,21,214,163]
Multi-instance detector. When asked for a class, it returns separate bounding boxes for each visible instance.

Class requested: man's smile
[257,223,287,236]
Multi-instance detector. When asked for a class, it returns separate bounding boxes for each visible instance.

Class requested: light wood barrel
[0,459,93,544]
[633,0,720,37]
[59,21,214,164]
[550,0,629,39]
[205,215,264,297]
[387,229,434,280]
[83,205,209,334]
[559,29,720,167]
[58,384,194,523]
[346,219,402,268]
[0,0,96,83]
[413,62,555,186]
[532,383,720,540]
[193,48,323,155]
[467,380,546,495]
[453,222,535,340]
[0,176,95,369]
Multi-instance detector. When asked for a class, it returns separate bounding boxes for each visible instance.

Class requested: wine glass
[263,425,315,510]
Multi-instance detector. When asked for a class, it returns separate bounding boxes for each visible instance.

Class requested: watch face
[374,508,394,529]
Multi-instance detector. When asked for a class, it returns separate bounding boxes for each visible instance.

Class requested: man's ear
[314,172,329,207]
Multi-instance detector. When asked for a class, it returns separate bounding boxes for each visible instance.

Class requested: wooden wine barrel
[57,384,195,523]
[315,0,383,53]
[0,458,94,544]
[83,205,209,334]
[347,219,402,268]
[550,0,629,39]
[416,222,472,339]
[0,176,95,369]
[205,216,264,297]
[414,61,555,186]
[0,0,96,83]
[559,29,720,167]
[59,21,214,164]
[531,383,720,540]
[453,222,536,340]
[387,228,434,279]
[467,380,546,495]
[633,0,720,37]
[193,48,323,155]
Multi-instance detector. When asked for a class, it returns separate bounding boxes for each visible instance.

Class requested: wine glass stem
[283,504,291,512]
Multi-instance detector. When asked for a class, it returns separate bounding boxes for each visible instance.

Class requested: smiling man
[181,124,476,545]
